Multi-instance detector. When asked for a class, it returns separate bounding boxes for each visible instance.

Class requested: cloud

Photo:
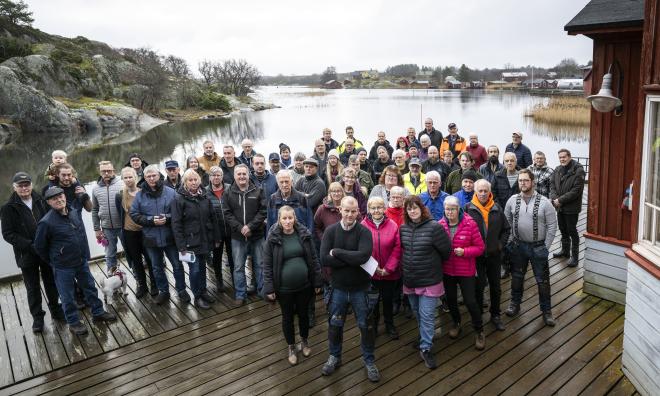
[27,0,593,75]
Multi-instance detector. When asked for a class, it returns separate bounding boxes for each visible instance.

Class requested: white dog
[100,269,128,305]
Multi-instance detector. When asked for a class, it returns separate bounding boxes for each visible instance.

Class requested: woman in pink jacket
[362,196,402,340]
[439,196,486,350]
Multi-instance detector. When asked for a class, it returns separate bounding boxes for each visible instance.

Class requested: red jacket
[361,216,402,280]
[385,206,404,226]
[466,144,488,170]
[439,213,485,277]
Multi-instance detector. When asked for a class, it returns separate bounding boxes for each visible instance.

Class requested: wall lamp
[587,60,623,116]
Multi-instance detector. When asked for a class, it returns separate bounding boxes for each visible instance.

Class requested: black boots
[553,238,570,258]
[568,245,580,267]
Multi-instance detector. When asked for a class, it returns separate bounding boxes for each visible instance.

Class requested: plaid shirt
[528,164,554,198]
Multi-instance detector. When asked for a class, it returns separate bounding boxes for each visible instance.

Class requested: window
[637,96,660,263]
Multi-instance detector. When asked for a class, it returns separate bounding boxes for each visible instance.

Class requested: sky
[26,0,594,76]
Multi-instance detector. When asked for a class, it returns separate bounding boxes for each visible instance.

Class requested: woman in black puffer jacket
[171,169,220,310]
[263,206,322,366]
[399,195,451,370]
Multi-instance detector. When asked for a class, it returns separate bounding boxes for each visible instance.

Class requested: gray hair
[420,135,431,143]
[390,186,406,196]
[294,152,306,161]
[444,196,460,207]
[426,171,441,181]
[209,166,223,175]
[276,170,292,180]
[234,164,249,174]
[474,179,491,191]
[143,164,160,176]
[392,149,406,159]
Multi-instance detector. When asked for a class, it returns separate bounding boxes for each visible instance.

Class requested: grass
[527,96,590,126]
[55,96,126,109]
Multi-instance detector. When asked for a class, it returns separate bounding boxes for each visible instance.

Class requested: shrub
[51,49,83,64]
[197,91,232,111]
[0,35,32,62]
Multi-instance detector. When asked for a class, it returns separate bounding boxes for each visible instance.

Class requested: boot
[475,332,485,350]
[538,282,552,318]
[216,276,225,293]
[448,322,462,339]
[543,311,556,327]
[505,302,520,317]
[135,282,148,299]
[149,278,158,297]
[299,338,312,357]
[553,238,571,258]
[287,344,298,365]
[568,245,579,267]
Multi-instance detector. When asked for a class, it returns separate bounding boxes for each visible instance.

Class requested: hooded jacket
[171,187,220,255]
[34,205,90,268]
[250,170,278,204]
[465,194,511,257]
[92,176,124,231]
[1,191,49,268]
[222,180,267,241]
[262,223,322,295]
[549,159,585,214]
[400,218,451,288]
[267,189,314,232]
[129,181,177,248]
[439,212,485,277]
[124,154,149,188]
[368,140,394,162]
[361,215,402,281]
[220,158,237,185]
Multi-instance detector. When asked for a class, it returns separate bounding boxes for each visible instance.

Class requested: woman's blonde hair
[277,205,297,226]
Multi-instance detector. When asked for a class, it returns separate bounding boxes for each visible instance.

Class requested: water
[0,87,589,277]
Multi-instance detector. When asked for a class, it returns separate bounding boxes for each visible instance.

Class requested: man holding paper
[320,197,380,383]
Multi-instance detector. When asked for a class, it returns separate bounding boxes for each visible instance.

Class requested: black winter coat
[368,141,394,161]
[1,192,49,268]
[205,184,231,238]
[464,200,511,257]
[222,181,267,241]
[171,188,220,255]
[549,160,586,214]
[262,223,322,295]
[492,169,520,209]
[399,218,451,288]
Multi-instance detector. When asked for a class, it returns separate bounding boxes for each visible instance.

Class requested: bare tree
[198,60,214,88]
[212,59,261,96]
[120,47,169,111]
[164,55,190,78]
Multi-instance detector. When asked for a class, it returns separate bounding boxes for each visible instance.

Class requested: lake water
[0,87,589,277]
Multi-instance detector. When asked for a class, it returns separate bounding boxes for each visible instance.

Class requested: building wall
[583,237,627,304]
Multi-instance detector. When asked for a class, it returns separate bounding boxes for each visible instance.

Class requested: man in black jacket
[294,158,327,214]
[368,131,394,162]
[1,172,64,332]
[418,118,443,149]
[223,164,267,305]
[549,149,586,267]
[320,197,379,382]
[465,179,511,331]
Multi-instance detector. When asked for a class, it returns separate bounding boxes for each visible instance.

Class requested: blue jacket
[267,189,314,233]
[34,205,90,268]
[505,143,533,169]
[129,181,177,248]
[250,170,278,204]
[453,189,475,207]
[419,190,449,221]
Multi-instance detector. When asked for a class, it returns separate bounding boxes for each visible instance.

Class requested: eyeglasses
[445,207,458,212]
[385,174,397,179]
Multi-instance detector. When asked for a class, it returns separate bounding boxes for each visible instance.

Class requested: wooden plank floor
[0,189,639,395]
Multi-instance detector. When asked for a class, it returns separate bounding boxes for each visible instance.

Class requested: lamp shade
[587,72,622,112]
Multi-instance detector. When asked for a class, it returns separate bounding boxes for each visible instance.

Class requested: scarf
[471,192,495,228]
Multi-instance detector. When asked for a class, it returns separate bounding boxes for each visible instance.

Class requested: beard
[489,155,499,164]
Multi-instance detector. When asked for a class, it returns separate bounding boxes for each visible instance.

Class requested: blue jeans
[231,238,264,300]
[407,294,439,351]
[510,241,552,312]
[188,253,207,298]
[327,288,375,364]
[146,245,185,294]
[52,262,105,325]
[103,227,122,271]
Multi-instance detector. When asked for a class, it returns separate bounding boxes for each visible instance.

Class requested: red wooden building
[566,1,659,394]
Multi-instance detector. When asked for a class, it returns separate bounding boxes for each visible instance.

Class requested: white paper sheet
[361,256,379,276]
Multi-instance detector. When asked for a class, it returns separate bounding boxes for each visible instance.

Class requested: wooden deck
[0,190,640,395]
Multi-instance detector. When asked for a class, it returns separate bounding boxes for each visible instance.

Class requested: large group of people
[0,119,586,382]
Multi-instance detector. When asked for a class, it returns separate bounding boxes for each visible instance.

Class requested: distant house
[501,71,529,82]
[522,79,545,88]
[540,79,558,89]
[445,79,462,89]
[343,79,352,86]
[323,80,343,89]
[556,78,584,90]
[398,79,410,86]
[411,80,430,89]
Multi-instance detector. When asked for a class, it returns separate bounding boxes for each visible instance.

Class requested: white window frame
[635,94,660,265]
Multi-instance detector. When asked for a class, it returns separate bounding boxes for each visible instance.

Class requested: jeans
[372,279,396,327]
[510,241,552,312]
[122,229,155,286]
[443,275,483,331]
[102,227,122,271]
[407,294,438,351]
[21,259,61,320]
[52,262,105,325]
[146,245,186,294]
[187,253,207,298]
[278,287,312,345]
[212,235,234,286]
[476,254,502,316]
[231,238,264,300]
[327,288,375,364]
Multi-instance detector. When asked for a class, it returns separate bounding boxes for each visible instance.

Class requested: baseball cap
[409,158,422,167]
[44,186,65,200]
[512,131,523,138]
[448,123,457,129]
[12,172,31,184]
[165,160,179,169]
[269,153,280,162]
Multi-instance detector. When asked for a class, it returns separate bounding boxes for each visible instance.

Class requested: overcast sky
[27,0,593,76]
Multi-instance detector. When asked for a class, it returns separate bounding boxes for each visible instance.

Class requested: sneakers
[491,315,506,331]
[385,325,399,340]
[92,311,117,323]
[32,317,44,333]
[200,292,215,304]
[365,362,380,382]
[419,349,437,369]
[287,345,298,365]
[135,283,148,299]
[155,292,170,305]
[505,302,520,317]
[475,332,485,350]
[448,323,462,339]
[178,291,191,303]
[195,297,211,310]
[321,355,342,376]
[69,321,88,335]
[299,339,312,357]
[543,311,556,327]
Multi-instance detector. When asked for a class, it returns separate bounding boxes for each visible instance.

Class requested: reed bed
[527,96,591,126]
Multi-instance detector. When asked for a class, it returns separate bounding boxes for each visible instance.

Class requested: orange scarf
[471,192,495,228]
